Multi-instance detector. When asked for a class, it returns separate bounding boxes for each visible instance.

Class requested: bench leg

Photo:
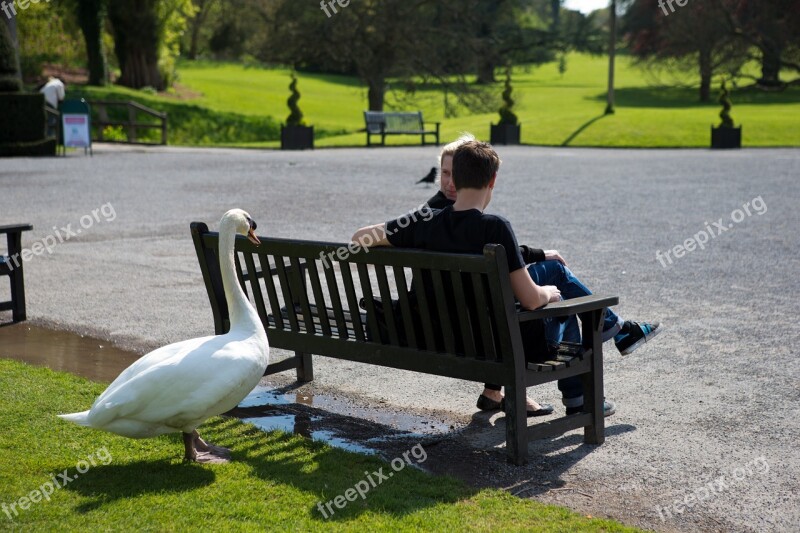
[580,309,605,445]
[504,379,528,465]
[295,351,314,382]
[8,232,26,322]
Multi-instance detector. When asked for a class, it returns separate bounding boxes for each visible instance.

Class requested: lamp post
[605,0,617,115]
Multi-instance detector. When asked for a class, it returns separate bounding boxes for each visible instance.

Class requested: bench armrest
[0,224,33,235]
[518,294,618,321]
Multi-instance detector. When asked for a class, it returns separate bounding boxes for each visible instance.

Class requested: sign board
[62,114,91,148]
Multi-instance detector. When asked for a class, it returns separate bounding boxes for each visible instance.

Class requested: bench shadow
[455,411,637,496]
[203,416,475,522]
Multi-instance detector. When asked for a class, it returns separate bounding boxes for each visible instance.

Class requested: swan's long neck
[219,222,258,331]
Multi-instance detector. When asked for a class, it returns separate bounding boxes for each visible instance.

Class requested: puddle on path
[0,322,452,456]
[0,322,141,382]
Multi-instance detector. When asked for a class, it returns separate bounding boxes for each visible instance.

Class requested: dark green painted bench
[363,111,440,147]
[191,222,617,465]
[0,224,33,322]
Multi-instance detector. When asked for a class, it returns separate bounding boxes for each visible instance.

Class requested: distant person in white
[40,77,65,108]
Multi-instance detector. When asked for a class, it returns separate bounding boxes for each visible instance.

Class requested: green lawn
[66,53,800,148]
[0,359,638,531]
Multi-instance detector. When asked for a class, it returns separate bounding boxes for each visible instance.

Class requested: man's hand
[543,285,562,303]
[544,250,567,266]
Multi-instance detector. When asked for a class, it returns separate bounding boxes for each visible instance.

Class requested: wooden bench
[190,222,617,465]
[0,224,34,322]
[363,111,440,147]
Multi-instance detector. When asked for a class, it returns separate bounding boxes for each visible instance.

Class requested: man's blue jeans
[526,260,623,405]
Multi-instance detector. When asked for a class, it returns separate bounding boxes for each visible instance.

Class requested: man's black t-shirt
[386,206,525,272]
[423,193,546,264]
[384,205,550,359]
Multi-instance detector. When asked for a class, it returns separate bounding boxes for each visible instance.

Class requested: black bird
[417,167,437,184]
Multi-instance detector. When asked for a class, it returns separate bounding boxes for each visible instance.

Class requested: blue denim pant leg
[526,261,616,405]
[526,260,623,342]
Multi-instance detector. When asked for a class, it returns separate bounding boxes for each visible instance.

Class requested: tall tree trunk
[476,58,496,84]
[367,77,385,111]
[77,0,108,86]
[187,0,212,60]
[699,47,712,102]
[0,14,22,92]
[758,39,782,86]
[108,0,164,90]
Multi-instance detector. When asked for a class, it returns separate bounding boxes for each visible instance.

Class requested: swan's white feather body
[58,209,269,441]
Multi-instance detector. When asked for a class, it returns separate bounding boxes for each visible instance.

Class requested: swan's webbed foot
[182,431,231,463]
[193,430,231,457]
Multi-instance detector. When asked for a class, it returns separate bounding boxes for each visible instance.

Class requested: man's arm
[520,245,567,266]
[510,268,561,309]
[351,223,392,248]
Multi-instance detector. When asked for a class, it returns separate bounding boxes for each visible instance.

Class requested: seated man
[424,135,661,414]
[354,140,661,416]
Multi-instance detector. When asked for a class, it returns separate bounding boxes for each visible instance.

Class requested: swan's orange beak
[247,228,260,245]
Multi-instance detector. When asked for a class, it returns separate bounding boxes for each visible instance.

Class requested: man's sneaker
[566,399,616,418]
[614,321,661,356]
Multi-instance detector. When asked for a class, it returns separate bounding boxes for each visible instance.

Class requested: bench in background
[363,111,440,147]
[191,222,617,465]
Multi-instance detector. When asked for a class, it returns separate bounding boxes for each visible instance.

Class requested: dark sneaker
[614,321,661,356]
[566,399,616,418]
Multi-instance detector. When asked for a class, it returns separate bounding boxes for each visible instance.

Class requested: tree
[74,0,108,85]
[624,0,744,101]
[723,0,800,86]
[185,0,219,60]
[0,16,22,92]
[262,0,488,112]
[108,0,164,89]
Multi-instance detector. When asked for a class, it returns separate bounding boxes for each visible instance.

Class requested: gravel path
[1,144,798,532]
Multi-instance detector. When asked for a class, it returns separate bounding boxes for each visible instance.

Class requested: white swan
[59,209,269,463]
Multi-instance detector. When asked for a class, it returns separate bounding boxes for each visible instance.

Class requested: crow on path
[417,167,437,184]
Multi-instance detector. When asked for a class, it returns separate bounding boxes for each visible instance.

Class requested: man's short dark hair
[451,140,501,190]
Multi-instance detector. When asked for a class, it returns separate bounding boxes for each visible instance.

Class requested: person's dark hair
[451,140,501,190]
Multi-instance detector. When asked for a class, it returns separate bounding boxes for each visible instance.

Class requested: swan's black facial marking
[246,217,257,231]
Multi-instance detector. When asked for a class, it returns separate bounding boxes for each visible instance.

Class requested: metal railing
[90,100,168,145]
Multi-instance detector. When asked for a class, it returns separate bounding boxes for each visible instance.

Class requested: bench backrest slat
[260,253,285,330]
[470,272,497,362]
[339,263,366,341]
[392,265,419,349]
[243,252,268,326]
[410,266,438,350]
[428,269,457,354]
[322,259,349,338]
[306,260,333,336]
[449,271,477,359]
[191,224,526,381]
